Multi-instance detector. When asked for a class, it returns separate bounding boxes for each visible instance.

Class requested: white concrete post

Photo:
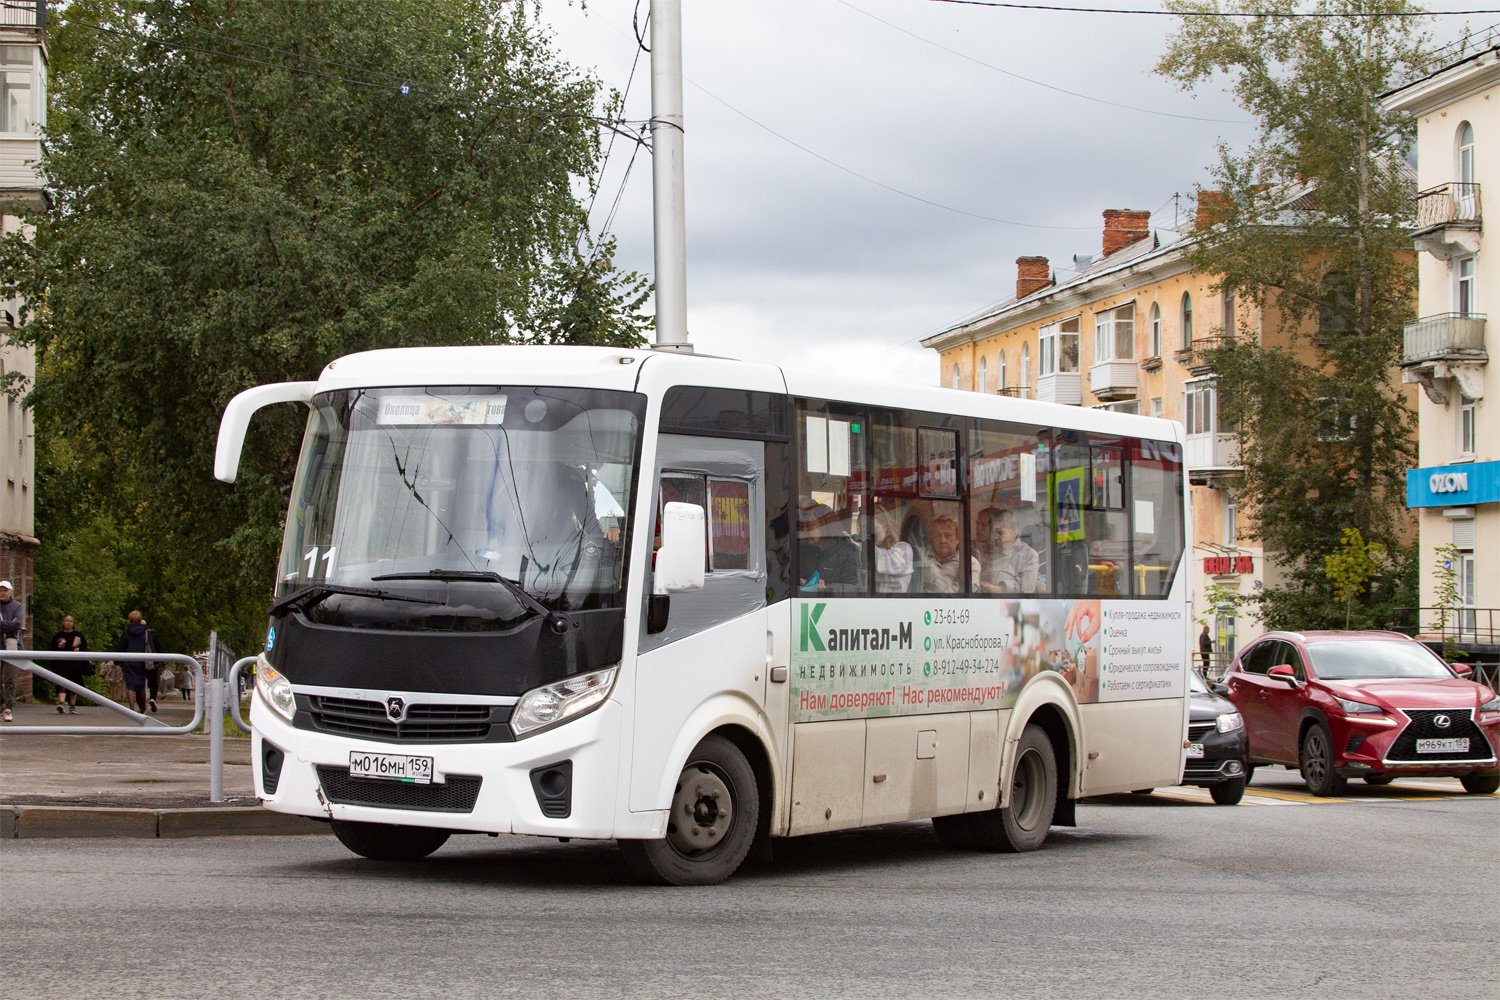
[209,631,224,803]
[650,0,690,352]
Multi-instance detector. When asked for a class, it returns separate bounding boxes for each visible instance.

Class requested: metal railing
[1,631,257,803]
[1415,182,1482,230]
[996,385,1030,399]
[1402,313,1488,365]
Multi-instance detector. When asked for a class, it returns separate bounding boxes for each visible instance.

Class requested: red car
[1221,630,1500,796]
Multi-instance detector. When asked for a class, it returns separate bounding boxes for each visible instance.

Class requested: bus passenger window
[658,474,708,569]
[1129,438,1184,597]
[798,408,868,595]
[969,424,1050,594]
[870,416,919,593]
[708,478,752,572]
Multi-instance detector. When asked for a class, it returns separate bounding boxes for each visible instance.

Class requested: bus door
[629,434,770,812]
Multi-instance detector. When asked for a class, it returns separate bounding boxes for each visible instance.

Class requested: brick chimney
[1195,190,1231,230]
[1102,209,1151,256]
[1016,256,1051,299]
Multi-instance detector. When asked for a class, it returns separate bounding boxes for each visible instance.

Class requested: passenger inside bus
[872,501,915,593]
[798,502,862,594]
[974,508,1041,594]
[917,512,968,593]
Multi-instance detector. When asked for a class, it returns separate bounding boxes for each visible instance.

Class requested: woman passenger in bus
[918,513,968,593]
[872,502,914,593]
[975,508,1040,595]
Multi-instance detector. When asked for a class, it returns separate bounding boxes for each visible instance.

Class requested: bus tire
[932,814,977,850]
[618,734,759,886]
[330,820,451,861]
[970,723,1057,853]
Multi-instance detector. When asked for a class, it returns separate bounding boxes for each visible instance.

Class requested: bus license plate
[349,751,434,784]
[1185,743,1205,758]
[1415,738,1468,754]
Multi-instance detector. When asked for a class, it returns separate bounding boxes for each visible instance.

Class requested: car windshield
[1188,671,1210,694]
[1305,640,1453,681]
[276,385,645,630]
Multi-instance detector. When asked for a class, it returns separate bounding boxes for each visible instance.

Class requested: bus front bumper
[249,692,625,839]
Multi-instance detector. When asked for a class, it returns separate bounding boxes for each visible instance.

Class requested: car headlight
[254,659,295,722]
[511,666,617,738]
[1481,695,1500,714]
[1336,696,1382,714]
[1216,711,1244,734]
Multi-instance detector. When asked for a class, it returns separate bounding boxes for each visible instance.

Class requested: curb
[0,803,331,839]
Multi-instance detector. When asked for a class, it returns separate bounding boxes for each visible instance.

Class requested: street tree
[0,0,650,654]
[1157,0,1427,629]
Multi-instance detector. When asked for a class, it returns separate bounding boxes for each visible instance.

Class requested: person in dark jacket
[115,611,157,715]
[50,615,88,714]
[1199,625,1214,675]
[0,580,22,723]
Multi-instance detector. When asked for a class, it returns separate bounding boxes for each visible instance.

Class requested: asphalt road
[2,771,1492,1000]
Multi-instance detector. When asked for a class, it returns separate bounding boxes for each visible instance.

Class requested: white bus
[216,345,1192,884]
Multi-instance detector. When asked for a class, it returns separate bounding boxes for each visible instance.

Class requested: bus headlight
[511,666,617,738]
[255,661,296,722]
[1216,711,1244,734]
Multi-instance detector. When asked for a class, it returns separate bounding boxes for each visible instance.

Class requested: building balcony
[995,385,1032,400]
[1088,361,1136,402]
[1180,335,1233,376]
[1184,432,1242,487]
[1412,183,1481,261]
[1400,313,1487,404]
[1035,372,1081,406]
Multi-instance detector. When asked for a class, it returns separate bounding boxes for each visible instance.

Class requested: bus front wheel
[330,820,451,861]
[619,734,760,886]
[969,723,1057,853]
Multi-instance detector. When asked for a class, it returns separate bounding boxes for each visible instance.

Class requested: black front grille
[316,766,482,812]
[1187,722,1216,742]
[1346,733,1367,755]
[1385,709,1494,763]
[299,695,512,744]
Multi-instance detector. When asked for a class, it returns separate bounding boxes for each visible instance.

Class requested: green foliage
[1251,541,1417,631]
[1157,0,1425,624]
[1323,527,1387,628]
[1195,580,1248,629]
[1430,543,1467,661]
[2,0,649,654]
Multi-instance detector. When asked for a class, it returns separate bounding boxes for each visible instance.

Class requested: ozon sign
[1430,472,1469,494]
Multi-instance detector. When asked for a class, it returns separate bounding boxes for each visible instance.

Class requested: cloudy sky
[542,1,1497,384]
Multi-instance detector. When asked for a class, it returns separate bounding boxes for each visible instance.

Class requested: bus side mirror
[655,502,706,595]
[214,381,319,483]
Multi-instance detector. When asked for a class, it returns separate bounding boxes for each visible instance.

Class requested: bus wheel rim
[1011,747,1045,831]
[666,763,734,858]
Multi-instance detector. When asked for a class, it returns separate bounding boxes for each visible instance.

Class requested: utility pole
[650,0,690,352]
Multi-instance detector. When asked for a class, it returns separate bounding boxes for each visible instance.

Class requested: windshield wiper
[370,570,574,633]
[268,584,444,619]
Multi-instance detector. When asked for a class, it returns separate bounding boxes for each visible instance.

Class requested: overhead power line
[924,0,1500,16]
[837,0,1252,123]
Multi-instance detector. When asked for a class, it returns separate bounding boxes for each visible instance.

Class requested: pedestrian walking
[0,581,23,722]
[114,611,158,716]
[49,615,89,714]
[1199,624,1213,676]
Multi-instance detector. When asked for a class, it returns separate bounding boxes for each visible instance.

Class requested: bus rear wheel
[330,820,451,861]
[969,723,1057,853]
[619,734,759,886]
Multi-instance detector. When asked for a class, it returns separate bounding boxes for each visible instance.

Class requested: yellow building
[923,208,1303,667]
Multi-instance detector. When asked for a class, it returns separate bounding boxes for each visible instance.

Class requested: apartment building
[1384,30,1499,670]
[0,1,44,672]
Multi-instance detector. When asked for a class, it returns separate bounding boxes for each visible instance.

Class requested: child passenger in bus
[872,503,914,593]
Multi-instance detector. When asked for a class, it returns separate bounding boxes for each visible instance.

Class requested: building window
[1184,383,1214,436]
[1316,396,1354,442]
[1459,395,1476,456]
[997,351,1006,390]
[1456,256,1476,316]
[1020,343,1030,387]
[1319,272,1354,338]
[1094,303,1135,362]
[978,356,988,394]
[1220,287,1235,337]
[1458,121,1475,184]
[1038,317,1080,376]
[1151,396,1163,419]
[0,46,32,134]
[1223,492,1237,546]
[1149,302,1161,357]
[1180,292,1193,348]
[951,363,960,390]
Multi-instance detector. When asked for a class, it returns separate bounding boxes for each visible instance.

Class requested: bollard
[209,631,224,803]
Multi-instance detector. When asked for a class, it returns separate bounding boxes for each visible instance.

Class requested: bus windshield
[277,385,645,630]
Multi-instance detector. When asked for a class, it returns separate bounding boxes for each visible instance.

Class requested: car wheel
[1245,765,1256,785]
[618,734,759,886]
[969,724,1057,853]
[932,814,977,850]
[330,820,451,861]
[1460,773,1500,795]
[1210,777,1246,805]
[1363,774,1395,786]
[1299,723,1347,797]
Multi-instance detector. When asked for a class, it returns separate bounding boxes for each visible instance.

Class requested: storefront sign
[1407,460,1500,508]
[1203,556,1253,575]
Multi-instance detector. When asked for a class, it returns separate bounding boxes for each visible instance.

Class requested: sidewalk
[0,701,327,839]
